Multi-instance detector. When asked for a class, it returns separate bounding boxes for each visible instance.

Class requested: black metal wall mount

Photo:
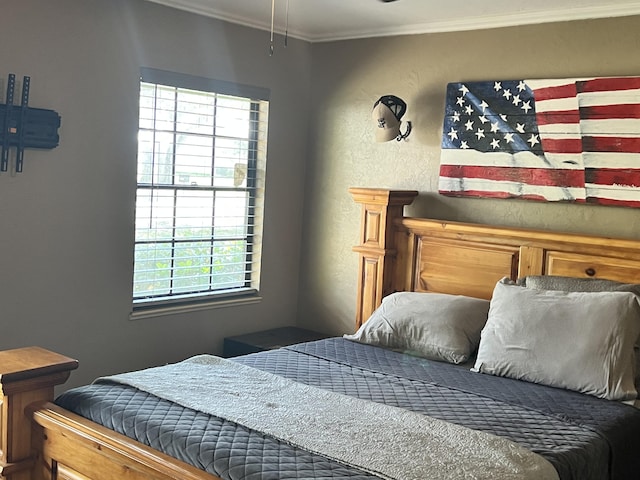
[0,73,61,173]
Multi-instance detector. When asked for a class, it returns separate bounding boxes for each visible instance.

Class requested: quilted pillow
[474,278,640,401]
[344,291,490,364]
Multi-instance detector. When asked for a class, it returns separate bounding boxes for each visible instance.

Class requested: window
[133,68,269,311]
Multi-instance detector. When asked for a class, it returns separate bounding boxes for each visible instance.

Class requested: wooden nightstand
[223,326,330,357]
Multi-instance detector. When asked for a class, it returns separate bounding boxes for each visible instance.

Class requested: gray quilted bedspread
[55,338,640,480]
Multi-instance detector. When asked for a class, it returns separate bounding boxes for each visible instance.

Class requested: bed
[2,186,640,480]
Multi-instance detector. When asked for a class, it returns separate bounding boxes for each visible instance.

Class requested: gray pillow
[520,275,640,382]
[344,291,490,364]
[474,278,640,401]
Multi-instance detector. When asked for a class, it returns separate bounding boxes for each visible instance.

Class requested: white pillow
[344,291,490,364]
[474,278,640,401]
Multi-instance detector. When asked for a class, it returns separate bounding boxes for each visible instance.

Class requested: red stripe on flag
[439,189,546,200]
[536,110,580,125]
[582,136,640,153]
[439,190,584,202]
[577,77,640,93]
[586,168,640,187]
[532,83,577,101]
[539,138,583,154]
[580,104,640,120]
[439,165,585,188]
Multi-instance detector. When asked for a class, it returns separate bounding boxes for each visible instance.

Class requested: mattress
[55,338,640,480]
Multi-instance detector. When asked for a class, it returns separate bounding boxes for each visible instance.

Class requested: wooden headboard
[350,187,640,328]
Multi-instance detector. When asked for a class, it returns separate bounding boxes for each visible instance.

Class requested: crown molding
[144,0,640,43]
[144,0,267,28]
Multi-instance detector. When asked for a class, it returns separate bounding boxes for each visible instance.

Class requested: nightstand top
[223,326,330,357]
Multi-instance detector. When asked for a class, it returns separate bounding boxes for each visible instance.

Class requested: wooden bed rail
[28,402,223,480]
[0,347,78,480]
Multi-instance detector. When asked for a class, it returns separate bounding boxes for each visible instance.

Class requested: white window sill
[129,294,262,321]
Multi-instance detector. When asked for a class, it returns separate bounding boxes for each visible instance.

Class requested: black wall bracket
[0,73,61,173]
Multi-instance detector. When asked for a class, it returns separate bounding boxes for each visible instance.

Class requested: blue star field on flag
[442,80,543,155]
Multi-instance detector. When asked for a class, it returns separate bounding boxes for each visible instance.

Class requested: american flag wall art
[438,77,640,208]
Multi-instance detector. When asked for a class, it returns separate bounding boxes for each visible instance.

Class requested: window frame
[131,68,270,316]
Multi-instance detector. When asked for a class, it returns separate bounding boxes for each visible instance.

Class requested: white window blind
[133,68,269,309]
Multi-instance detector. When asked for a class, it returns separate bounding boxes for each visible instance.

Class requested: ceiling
[145,0,640,42]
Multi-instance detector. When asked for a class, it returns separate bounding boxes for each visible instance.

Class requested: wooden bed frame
[3,187,640,480]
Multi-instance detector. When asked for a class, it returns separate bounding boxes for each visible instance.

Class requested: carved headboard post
[349,188,419,329]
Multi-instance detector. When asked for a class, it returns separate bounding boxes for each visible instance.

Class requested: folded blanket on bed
[97,354,559,480]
